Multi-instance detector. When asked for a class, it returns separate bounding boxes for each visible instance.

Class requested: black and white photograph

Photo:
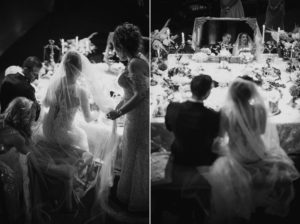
[151,0,300,223]
[2,0,300,224]
[0,0,149,224]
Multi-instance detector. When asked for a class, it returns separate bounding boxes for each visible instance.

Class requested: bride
[42,51,99,150]
[204,78,299,223]
[33,50,119,209]
[232,33,255,56]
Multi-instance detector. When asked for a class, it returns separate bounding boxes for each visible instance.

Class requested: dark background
[151,0,300,37]
[0,0,149,75]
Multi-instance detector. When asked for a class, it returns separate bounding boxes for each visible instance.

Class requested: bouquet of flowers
[219,48,232,58]
[192,52,209,63]
[239,52,255,63]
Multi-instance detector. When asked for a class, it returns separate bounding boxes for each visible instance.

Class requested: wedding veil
[232,33,254,56]
[221,78,291,163]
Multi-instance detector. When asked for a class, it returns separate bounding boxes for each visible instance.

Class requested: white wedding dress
[202,79,299,223]
[42,84,89,151]
[32,51,120,206]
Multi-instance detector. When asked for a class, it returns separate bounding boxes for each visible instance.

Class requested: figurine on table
[44,39,60,67]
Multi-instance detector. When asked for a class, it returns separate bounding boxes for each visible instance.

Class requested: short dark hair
[22,56,42,70]
[113,22,142,57]
[190,74,213,98]
[223,33,231,37]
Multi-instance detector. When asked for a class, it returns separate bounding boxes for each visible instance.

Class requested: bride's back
[44,51,83,129]
[224,79,267,162]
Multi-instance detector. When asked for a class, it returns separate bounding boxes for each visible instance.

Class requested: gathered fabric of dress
[220,0,244,18]
[203,80,299,223]
[0,120,47,224]
[116,53,149,211]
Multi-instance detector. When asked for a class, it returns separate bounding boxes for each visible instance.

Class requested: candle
[166,29,170,39]
[182,32,185,45]
[262,25,265,44]
[277,27,280,43]
[157,49,160,58]
[86,40,89,51]
[61,39,64,54]
[75,36,79,49]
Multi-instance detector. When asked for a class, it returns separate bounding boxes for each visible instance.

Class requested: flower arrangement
[192,52,209,63]
[151,19,178,58]
[271,29,300,60]
[289,72,300,106]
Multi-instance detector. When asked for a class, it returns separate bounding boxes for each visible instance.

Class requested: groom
[154,75,221,223]
[165,74,220,167]
[0,56,42,120]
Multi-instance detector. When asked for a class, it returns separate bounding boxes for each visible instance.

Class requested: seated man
[165,74,220,167]
[152,75,220,224]
[0,56,42,120]
[210,32,233,55]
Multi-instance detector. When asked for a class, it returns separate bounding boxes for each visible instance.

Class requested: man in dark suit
[165,74,220,167]
[0,56,42,120]
[153,75,220,224]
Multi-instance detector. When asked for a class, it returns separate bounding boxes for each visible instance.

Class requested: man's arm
[165,102,179,132]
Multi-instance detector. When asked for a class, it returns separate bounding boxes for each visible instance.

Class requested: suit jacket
[0,73,40,120]
[165,101,220,167]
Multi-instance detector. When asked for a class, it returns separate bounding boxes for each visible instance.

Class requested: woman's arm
[79,88,98,122]
[115,99,125,110]
[119,59,148,113]
[107,59,148,120]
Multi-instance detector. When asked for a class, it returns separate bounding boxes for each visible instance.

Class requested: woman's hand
[106,109,122,120]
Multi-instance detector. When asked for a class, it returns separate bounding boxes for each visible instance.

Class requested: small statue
[44,39,60,67]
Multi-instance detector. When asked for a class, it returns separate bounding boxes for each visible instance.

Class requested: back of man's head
[190,74,213,99]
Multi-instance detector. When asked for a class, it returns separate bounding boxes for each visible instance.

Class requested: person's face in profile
[240,34,248,45]
[222,34,231,44]
[29,66,41,82]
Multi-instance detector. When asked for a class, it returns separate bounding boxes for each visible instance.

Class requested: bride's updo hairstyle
[3,97,37,138]
[113,22,142,58]
[63,51,82,81]
[229,78,256,105]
